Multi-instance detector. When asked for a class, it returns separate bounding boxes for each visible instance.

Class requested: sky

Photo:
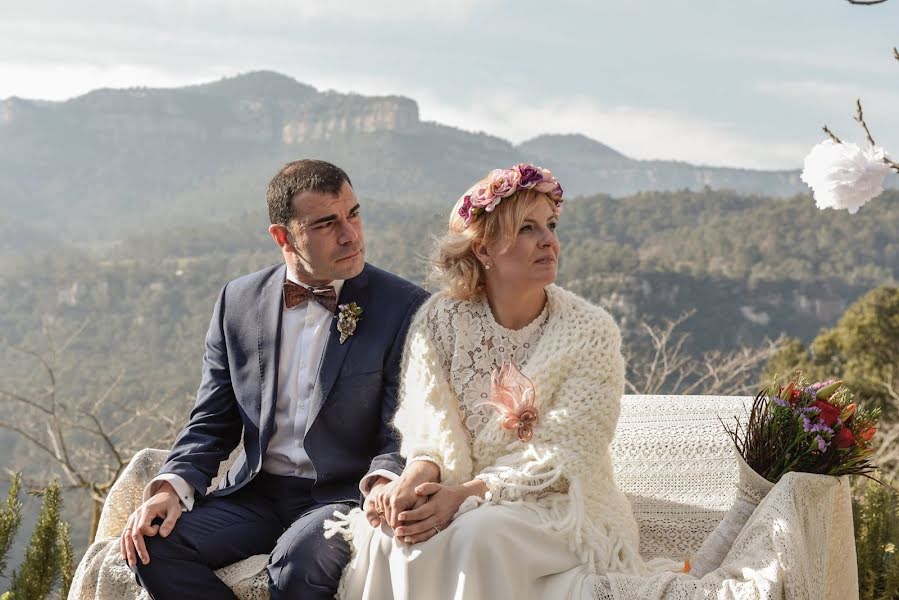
[2,0,898,170]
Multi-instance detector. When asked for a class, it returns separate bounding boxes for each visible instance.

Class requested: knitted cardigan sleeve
[392,298,474,486]
[475,305,626,504]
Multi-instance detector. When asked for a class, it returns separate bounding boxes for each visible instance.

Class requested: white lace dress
[333,288,646,600]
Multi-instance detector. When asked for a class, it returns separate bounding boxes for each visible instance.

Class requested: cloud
[0,63,237,101]
[741,48,899,76]
[6,0,486,24]
[754,79,899,150]
[414,92,808,170]
[166,0,486,21]
[754,79,899,112]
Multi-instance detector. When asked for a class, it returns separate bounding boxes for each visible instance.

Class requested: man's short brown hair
[266,159,353,226]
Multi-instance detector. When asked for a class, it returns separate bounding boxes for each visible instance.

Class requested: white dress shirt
[145,272,400,511]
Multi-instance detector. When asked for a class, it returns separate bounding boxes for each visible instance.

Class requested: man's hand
[363,476,394,528]
[367,461,439,529]
[120,481,183,567]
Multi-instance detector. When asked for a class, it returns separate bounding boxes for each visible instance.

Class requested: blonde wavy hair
[429,186,559,300]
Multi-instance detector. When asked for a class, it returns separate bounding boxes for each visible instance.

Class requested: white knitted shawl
[386,284,646,574]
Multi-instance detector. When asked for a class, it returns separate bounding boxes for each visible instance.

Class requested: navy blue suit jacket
[158,263,428,505]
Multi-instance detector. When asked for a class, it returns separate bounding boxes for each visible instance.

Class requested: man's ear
[268,224,292,249]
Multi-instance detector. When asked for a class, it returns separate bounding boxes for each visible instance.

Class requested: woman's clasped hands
[364,461,487,545]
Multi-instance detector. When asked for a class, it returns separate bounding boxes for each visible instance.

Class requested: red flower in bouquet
[835,427,856,449]
[859,427,877,442]
[812,400,841,428]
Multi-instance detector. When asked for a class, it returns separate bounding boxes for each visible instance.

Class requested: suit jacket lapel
[258,264,286,451]
[306,266,370,429]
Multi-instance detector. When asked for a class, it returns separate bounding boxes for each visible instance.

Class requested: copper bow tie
[283,281,338,313]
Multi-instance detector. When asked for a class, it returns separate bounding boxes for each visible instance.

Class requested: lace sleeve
[393,300,474,486]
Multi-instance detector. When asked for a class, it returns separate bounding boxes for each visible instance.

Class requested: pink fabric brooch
[481,362,539,442]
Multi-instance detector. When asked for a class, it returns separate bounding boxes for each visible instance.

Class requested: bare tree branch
[84,412,126,469]
[90,368,126,414]
[0,388,53,415]
[0,328,180,544]
[56,317,91,355]
[846,0,890,4]
[0,421,59,461]
[882,374,899,403]
[822,125,843,144]
[855,98,878,147]
[625,311,782,397]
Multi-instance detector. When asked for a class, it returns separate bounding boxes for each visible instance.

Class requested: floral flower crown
[457,163,564,228]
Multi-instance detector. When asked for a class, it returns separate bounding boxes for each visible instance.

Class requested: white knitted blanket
[68,395,858,600]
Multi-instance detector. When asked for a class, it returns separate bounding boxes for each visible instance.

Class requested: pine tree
[58,521,74,599]
[0,475,23,579]
[8,481,63,600]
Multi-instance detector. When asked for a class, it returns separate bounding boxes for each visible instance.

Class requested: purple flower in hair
[549,182,564,202]
[518,163,542,188]
[458,194,473,224]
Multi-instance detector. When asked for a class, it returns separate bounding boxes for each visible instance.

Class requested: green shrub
[855,476,899,600]
[0,477,73,600]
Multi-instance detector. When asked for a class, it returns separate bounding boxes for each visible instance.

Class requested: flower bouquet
[690,373,880,577]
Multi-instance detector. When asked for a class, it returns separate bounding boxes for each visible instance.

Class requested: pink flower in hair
[471,185,497,209]
[487,168,521,199]
[479,361,539,443]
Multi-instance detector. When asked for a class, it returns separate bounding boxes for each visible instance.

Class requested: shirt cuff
[359,469,400,496]
[145,474,196,512]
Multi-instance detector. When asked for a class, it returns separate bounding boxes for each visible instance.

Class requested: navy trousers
[132,472,352,600]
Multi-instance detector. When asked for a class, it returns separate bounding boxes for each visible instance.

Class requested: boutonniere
[336,302,363,344]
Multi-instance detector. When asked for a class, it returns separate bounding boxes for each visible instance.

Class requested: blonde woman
[328,164,650,599]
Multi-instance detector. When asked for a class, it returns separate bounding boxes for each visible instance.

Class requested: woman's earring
[485,261,491,270]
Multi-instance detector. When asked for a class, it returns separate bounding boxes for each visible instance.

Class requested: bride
[327,164,651,599]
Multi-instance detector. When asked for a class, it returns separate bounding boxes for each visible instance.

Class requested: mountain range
[0,71,807,244]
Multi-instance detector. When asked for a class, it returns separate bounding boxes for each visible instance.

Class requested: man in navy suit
[120,159,428,599]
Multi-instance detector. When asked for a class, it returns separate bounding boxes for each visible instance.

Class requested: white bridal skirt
[338,501,597,600]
